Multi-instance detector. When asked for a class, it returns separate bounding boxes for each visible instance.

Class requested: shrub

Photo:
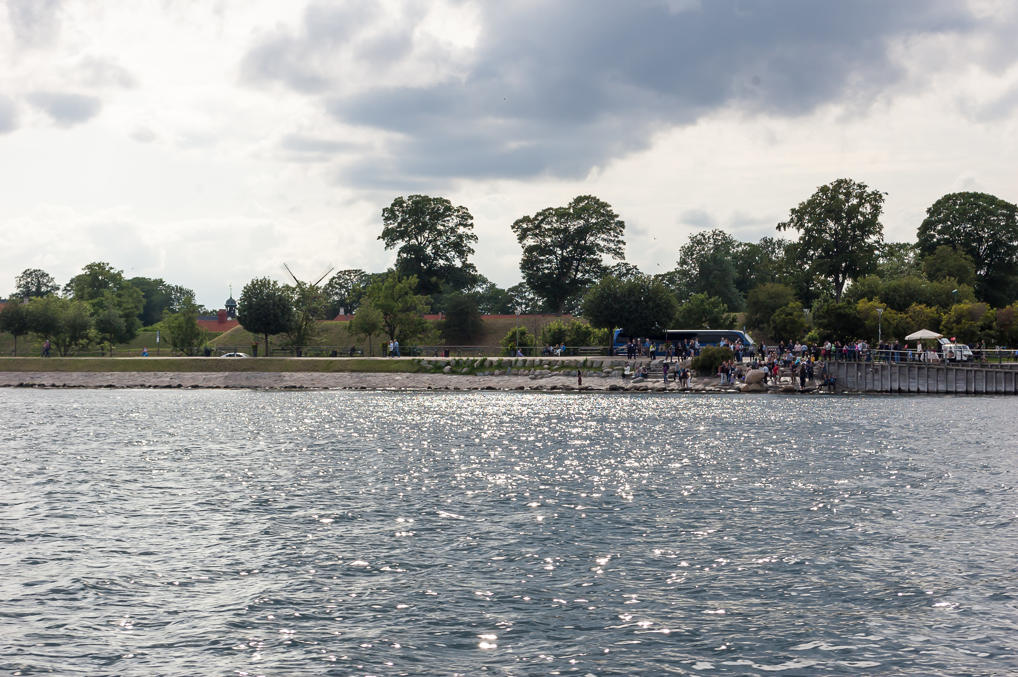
[501,326,535,354]
[690,346,734,376]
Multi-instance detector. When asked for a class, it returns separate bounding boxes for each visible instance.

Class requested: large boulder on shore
[745,369,767,385]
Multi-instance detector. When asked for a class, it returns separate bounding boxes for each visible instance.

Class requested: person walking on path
[42,340,51,357]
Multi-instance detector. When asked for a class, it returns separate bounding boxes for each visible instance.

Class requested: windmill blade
[313,265,336,288]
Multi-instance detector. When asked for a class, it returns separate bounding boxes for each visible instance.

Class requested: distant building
[197,292,240,332]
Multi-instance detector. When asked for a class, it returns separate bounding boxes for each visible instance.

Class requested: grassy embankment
[1,316,571,359]
[0,354,593,376]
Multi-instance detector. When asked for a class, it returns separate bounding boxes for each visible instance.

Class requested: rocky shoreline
[0,370,826,393]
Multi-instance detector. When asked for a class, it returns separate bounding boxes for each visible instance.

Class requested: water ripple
[1,390,1016,675]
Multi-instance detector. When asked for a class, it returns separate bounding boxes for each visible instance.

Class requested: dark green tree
[875,242,921,280]
[812,300,861,342]
[128,277,195,326]
[93,307,127,351]
[769,301,808,341]
[0,301,31,355]
[744,282,796,334]
[162,299,206,355]
[473,279,514,315]
[364,272,430,342]
[512,195,626,314]
[14,268,59,299]
[582,275,678,338]
[441,293,483,344]
[917,192,1018,306]
[733,237,794,294]
[380,195,479,297]
[778,178,886,302]
[238,277,293,357]
[282,264,332,354]
[921,245,976,287]
[506,281,545,314]
[671,229,743,310]
[26,296,94,356]
[65,262,125,301]
[322,269,370,317]
[349,303,384,356]
[673,293,736,329]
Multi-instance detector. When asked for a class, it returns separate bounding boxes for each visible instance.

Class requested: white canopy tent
[904,329,942,341]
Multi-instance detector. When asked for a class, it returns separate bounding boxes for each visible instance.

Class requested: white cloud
[0,0,1016,308]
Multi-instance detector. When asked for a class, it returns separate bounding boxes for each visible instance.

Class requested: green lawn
[0,356,427,373]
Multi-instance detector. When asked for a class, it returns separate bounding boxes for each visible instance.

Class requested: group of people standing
[622,338,703,361]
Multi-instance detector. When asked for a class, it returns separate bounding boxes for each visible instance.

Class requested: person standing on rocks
[577,369,582,387]
[663,361,669,383]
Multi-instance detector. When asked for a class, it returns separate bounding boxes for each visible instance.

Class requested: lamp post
[876,307,884,360]
[952,289,958,306]
[514,306,521,356]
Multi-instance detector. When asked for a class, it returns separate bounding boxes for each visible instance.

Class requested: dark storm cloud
[245,0,982,185]
[27,91,102,126]
[0,95,17,133]
[5,0,62,47]
[240,3,414,93]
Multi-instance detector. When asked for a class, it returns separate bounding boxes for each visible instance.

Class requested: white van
[938,338,974,362]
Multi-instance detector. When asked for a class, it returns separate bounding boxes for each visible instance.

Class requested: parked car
[938,338,973,362]
[219,352,250,358]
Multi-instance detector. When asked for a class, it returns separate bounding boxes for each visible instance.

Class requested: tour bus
[664,329,757,355]
[611,328,756,355]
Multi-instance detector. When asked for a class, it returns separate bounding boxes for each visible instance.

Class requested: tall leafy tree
[163,299,206,355]
[777,178,885,302]
[582,275,678,338]
[128,277,195,326]
[916,192,1018,306]
[65,262,144,341]
[441,293,483,343]
[473,278,514,315]
[26,296,94,356]
[922,245,976,286]
[505,282,545,314]
[282,264,332,354]
[65,262,125,301]
[875,242,921,280]
[364,272,430,342]
[14,268,59,299]
[238,277,293,357]
[673,293,736,329]
[512,195,626,314]
[322,269,370,317]
[745,282,797,334]
[733,237,793,294]
[350,303,384,356]
[380,195,479,297]
[0,301,31,355]
[670,229,743,310]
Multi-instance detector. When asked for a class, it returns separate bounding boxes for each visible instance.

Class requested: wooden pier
[830,361,1018,394]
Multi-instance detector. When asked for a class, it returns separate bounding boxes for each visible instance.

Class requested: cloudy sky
[2,0,1016,308]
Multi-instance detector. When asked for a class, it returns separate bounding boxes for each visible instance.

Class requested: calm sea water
[2,390,1017,676]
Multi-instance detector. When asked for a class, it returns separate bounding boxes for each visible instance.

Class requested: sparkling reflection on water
[2,390,1017,675]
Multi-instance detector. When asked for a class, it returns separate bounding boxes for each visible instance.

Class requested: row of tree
[4,182,1018,353]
